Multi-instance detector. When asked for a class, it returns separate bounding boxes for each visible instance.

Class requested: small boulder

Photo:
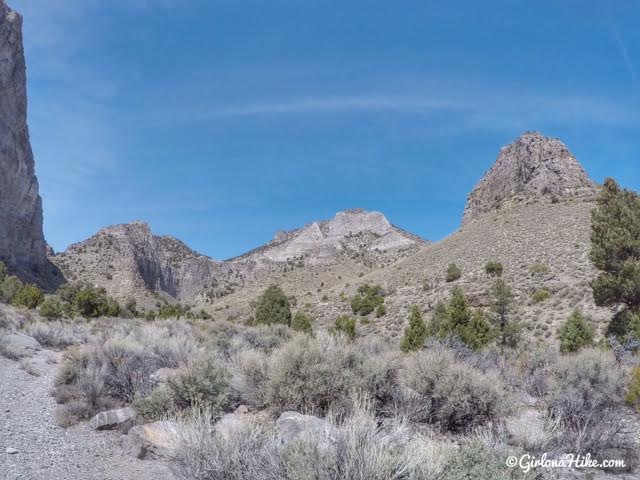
[89,407,136,431]
[276,411,336,445]
[5,447,18,454]
[149,367,179,384]
[1,331,40,357]
[234,405,249,415]
[127,421,180,459]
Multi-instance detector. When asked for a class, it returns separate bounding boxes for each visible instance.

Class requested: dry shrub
[400,349,512,433]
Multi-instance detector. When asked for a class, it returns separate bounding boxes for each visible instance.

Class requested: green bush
[134,384,175,421]
[445,263,462,282]
[12,284,44,309]
[531,288,551,304]
[401,305,428,352]
[625,366,640,413]
[254,285,291,326]
[350,284,384,316]
[558,310,594,354]
[157,303,187,319]
[435,288,493,350]
[291,311,313,334]
[66,284,120,318]
[0,275,22,303]
[0,261,6,282]
[484,261,504,277]
[39,297,65,319]
[331,315,356,340]
[375,303,386,318]
[167,358,230,412]
[441,441,524,480]
[605,308,640,342]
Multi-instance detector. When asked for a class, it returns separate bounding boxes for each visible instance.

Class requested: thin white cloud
[212,95,469,117]
[611,23,636,82]
[178,84,638,135]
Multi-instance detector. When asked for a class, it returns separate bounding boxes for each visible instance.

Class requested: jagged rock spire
[462,132,597,225]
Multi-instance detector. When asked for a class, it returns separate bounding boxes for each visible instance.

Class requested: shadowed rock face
[53,221,227,301]
[462,132,598,226]
[0,2,60,287]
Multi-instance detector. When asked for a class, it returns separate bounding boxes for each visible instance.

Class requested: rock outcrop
[462,132,598,226]
[55,210,426,305]
[235,209,426,265]
[0,1,60,287]
[52,221,228,301]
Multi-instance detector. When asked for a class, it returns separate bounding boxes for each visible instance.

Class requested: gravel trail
[0,350,175,480]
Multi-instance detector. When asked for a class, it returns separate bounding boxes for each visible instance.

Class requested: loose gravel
[0,350,175,480]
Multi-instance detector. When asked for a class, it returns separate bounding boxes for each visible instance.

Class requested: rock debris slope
[0,1,60,288]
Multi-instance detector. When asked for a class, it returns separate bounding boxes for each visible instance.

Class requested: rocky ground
[0,350,174,480]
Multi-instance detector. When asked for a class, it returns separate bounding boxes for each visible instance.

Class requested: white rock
[89,407,136,431]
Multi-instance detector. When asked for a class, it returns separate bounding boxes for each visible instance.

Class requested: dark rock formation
[0,1,60,287]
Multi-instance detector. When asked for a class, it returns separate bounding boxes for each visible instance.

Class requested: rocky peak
[246,209,425,264]
[53,222,223,301]
[0,1,60,287]
[462,132,598,225]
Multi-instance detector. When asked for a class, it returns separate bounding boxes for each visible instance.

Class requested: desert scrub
[291,311,313,334]
[350,284,385,316]
[331,315,356,340]
[531,288,551,304]
[441,440,532,480]
[528,262,549,276]
[25,320,91,349]
[547,348,629,455]
[53,328,194,424]
[484,261,504,277]
[400,349,511,433]
[171,397,454,480]
[259,333,399,416]
[445,263,462,282]
[625,366,640,413]
[167,357,230,412]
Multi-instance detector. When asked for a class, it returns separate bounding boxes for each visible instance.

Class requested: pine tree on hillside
[590,178,640,340]
[401,305,428,352]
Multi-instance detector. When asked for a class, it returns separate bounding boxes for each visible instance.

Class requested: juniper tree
[488,278,519,350]
[255,284,292,326]
[401,305,428,352]
[590,178,640,340]
[558,310,594,354]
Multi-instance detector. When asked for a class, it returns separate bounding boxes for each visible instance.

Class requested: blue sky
[18,0,640,259]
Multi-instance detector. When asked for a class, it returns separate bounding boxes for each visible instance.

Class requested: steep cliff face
[462,132,598,226]
[52,222,230,301]
[0,2,59,287]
